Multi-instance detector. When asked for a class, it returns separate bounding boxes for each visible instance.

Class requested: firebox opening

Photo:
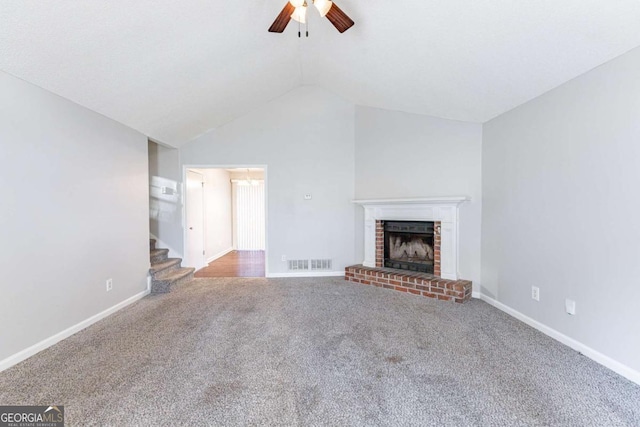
[383,221,435,274]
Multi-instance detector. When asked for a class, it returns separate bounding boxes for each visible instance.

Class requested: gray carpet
[1,277,639,426]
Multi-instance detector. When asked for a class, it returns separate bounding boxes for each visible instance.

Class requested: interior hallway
[195,250,265,278]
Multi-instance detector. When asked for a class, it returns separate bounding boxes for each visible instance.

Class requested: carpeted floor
[1,277,639,426]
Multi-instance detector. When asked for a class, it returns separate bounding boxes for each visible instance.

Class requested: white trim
[266,271,345,278]
[207,247,234,264]
[474,293,640,386]
[0,289,150,373]
[353,197,470,206]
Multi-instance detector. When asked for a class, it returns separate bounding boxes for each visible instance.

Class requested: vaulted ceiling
[2,1,640,146]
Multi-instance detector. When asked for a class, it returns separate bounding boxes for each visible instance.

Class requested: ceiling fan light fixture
[290,0,305,7]
[313,0,332,17]
[291,5,307,23]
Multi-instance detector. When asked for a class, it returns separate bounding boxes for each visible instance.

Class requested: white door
[186,170,205,270]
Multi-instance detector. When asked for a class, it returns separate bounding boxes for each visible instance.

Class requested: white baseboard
[207,247,234,264]
[266,271,345,278]
[0,289,150,373]
[474,293,640,386]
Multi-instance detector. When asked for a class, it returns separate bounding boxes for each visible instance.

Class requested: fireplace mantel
[352,197,470,206]
[353,197,470,280]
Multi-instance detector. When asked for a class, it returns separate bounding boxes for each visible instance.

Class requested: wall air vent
[310,259,332,270]
[288,260,309,271]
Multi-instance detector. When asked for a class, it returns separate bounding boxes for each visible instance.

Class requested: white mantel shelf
[353,197,470,206]
[354,196,470,280]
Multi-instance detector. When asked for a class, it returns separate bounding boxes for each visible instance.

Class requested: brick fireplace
[346,197,472,303]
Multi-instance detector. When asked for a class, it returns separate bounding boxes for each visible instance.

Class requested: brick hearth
[344,265,472,303]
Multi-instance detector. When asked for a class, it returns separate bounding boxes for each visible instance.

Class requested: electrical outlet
[565,299,576,315]
[281,255,287,262]
[106,278,113,292]
[531,286,540,301]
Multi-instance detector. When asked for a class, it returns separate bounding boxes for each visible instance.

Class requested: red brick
[408,289,421,295]
[395,286,408,293]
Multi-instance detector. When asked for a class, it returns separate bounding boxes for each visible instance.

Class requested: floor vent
[288,260,309,271]
[311,259,332,270]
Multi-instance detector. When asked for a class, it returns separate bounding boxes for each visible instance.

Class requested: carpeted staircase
[149,239,195,293]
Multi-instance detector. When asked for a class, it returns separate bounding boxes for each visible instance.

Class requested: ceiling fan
[268,0,354,34]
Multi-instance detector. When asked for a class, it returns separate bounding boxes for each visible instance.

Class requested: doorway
[184,166,266,277]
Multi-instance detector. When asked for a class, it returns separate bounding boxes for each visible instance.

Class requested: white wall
[194,168,233,261]
[181,86,355,275]
[0,71,149,363]
[482,46,640,374]
[354,106,483,288]
[148,141,183,258]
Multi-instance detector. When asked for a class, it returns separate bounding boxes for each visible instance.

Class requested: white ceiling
[2,1,640,146]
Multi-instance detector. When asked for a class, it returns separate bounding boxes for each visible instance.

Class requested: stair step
[150,248,169,265]
[149,258,182,278]
[151,267,195,293]
[150,239,156,250]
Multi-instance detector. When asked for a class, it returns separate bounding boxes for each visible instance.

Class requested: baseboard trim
[0,289,150,373]
[266,271,345,278]
[474,293,640,386]
[207,247,234,264]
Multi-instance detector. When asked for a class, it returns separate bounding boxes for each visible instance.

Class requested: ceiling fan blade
[268,2,296,33]
[325,2,354,33]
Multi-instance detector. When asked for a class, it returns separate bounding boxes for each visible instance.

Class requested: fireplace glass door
[383,221,435,273]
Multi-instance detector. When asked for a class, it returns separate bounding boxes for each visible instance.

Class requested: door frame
[182,164,269,276]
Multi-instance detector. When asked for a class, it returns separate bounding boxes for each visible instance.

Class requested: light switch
[304,194,312,200]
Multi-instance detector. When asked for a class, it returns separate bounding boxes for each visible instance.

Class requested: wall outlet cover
[106,278,113,292]
[532,286,540,301]
[565,299,576,315]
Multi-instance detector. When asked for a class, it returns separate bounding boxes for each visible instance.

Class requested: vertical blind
[234,181,265,250]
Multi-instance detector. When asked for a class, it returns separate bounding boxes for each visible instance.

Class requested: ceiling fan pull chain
[298,19,301,38]
[306,18,309,37]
